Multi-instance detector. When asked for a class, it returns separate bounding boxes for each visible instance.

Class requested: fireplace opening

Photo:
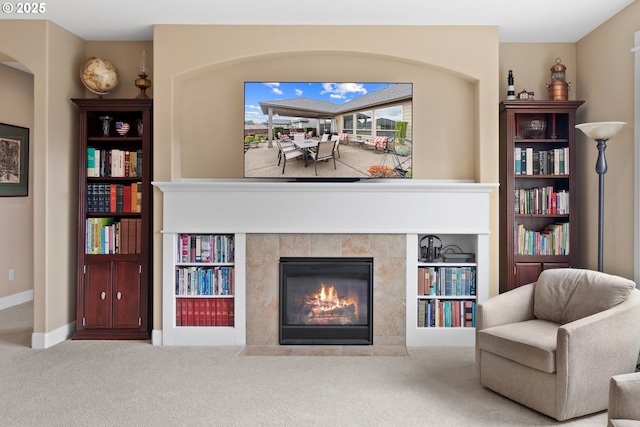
[279,257,373,345]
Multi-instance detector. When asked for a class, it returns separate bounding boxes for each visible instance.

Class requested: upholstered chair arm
[609,372,640,425]
[476,282,536,331]
[555,291,640,421]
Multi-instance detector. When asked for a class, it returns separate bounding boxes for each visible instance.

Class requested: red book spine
[205,299,212,326]
[221,299,229,326]
[123,184,132,213]
[187,298,194,326]
[109,184,117,213]
[175,298,182,326]
[214,299,221,326]
[181,298,188,326]
[193,299,200,327]
[228,299,234,327]
[199,300,206,327]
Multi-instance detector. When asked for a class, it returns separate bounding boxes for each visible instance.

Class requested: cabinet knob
[117,292,122,300]
[100,291,106,300]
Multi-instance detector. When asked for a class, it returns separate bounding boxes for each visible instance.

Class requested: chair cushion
[609,420,640,427]
[534,268,635,324]
[477,319,559,373]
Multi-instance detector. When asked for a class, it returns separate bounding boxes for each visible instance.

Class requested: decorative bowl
[115,121,130,137]
[523,120,546,139]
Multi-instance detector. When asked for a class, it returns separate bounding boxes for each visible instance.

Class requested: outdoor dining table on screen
[293,139,320,166]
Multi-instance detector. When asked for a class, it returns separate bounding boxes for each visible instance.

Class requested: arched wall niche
[171,50,478,180]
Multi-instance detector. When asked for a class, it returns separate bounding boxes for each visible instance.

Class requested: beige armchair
[609,372,640,426]
[476,268,640,421]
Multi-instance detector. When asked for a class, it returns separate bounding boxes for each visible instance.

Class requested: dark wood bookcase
[71,98,152,339]
[499,100,583,293]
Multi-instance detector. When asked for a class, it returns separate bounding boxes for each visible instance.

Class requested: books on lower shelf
[417,299,476,328]
[514,186,569,215]
[177,234,234,263]
[418,266,476,296]
[514,147,568,175]
[86,183,142,213]
[514,222,569,255]
[175,266,234,296]
[85,217,141,254]
[175,297,234,327]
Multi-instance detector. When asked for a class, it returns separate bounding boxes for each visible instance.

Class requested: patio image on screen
[244,82,413,180]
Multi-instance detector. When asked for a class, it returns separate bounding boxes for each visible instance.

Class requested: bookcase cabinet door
[113,261,142,329]
[84,261,113,329]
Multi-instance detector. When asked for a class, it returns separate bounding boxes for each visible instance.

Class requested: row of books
[178,234,234,264]
[176,297,234,327]
[515,222,569,256]
[418,266,476,297]
[86,183,142,213]
[175,266,234,296]
[417,299,476,328]
[85,217,141,254]
[514,186,569,215]
[514,147,568,175]
[87,148,142,178]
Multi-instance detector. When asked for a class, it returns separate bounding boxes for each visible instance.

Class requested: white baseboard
[31,321,75,349]
[0,289,34,310]
[151,329,162,346]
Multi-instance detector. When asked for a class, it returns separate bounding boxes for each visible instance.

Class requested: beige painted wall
[574,0,639,278]
[499,44,577,102]
[84,41,154,99]
[0,63,34,300]
[153,25,500,330]
[0,20,85,336]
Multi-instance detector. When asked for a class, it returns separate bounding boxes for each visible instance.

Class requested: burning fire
[306,283,358,319]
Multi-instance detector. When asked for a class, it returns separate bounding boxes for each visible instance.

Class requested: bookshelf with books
[162,232,246,346]
[499,100,583,293]
[72,99,152,340]
[406,233,489,346]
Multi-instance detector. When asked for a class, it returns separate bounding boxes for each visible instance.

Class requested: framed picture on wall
[0,122,29,197]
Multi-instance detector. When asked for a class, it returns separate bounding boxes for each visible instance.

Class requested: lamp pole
[575,121,627,273]
[595,138,608,272]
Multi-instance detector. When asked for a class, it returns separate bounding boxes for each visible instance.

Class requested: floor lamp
[575,121,628,271]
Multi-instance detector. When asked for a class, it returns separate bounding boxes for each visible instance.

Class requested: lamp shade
[575,122,627,140]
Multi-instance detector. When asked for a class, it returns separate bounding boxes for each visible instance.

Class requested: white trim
[151,329,163,346]
[31,321,75,349]
[0,289,33,310]
[634,30,640,286]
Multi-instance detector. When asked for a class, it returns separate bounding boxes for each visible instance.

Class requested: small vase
[99,116,112,137]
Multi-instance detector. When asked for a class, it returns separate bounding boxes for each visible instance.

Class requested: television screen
[244,82,412,181]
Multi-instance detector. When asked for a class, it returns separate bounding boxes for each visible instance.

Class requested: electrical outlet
[8,269,14,281]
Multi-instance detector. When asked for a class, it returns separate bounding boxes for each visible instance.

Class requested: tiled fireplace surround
[245,233,406,346]
[155,179,495,348]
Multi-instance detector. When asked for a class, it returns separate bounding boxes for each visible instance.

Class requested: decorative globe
[80,57,119,96]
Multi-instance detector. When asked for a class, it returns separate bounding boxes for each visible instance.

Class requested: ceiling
[0,0,635,42]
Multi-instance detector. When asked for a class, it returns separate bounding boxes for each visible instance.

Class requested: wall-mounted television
[244,82,412,181]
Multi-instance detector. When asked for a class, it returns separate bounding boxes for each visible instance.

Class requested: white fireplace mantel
[153,179,498,235]
[153,179,498,347]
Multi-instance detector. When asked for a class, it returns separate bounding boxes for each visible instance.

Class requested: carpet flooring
[0,301,608,426]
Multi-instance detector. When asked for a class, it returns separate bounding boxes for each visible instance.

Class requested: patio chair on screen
[308,140,337,176]
[331,134,341,158]
[276,141,304,174]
